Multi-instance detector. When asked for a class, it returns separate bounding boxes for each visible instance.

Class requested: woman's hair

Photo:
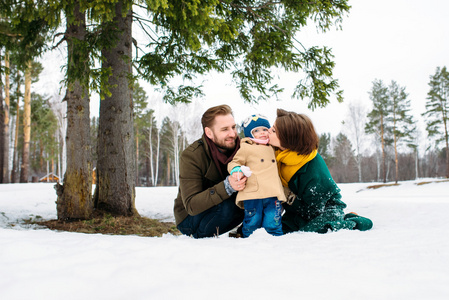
[201,104,233,130]
[275,108,319,155]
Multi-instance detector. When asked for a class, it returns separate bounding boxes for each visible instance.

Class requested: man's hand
[229,172,247,191]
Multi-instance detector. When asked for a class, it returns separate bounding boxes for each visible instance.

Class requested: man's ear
[205,127,213,140]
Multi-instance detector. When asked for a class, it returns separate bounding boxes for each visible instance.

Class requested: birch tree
[344,101,367,182]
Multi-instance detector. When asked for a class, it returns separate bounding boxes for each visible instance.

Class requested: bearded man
[173,105,246,238]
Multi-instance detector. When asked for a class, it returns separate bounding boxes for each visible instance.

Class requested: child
[228,114,286,237]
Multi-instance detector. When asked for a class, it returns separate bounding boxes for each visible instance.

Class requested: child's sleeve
[227,144,247,174]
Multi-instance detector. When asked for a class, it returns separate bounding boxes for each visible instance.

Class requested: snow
[1,179,449,300]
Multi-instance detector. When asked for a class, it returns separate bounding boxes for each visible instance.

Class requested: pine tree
[366,79,392,183]
[55,1,94,220]
[133,81,149,186]
[319,132,334,167]
[422,66,449,178]
[29,92,58,174]
[332,133,356,183]
[4,0,350,215]
[388,80,416,183]
[1,1,53,183]
[94,1,137,216]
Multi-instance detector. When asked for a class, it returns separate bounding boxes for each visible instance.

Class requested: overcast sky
[198,0,449,138]
[36,0,449,144]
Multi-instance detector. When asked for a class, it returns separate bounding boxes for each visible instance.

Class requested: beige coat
[228,138,286,208]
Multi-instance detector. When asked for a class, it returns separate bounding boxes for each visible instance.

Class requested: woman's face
[268,122,283,149]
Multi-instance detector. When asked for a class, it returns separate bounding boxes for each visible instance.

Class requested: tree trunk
[380,114,387,183]
[357,154,362,182]
[155,128,160,186]
[393,116,399,184]
[166,156,170,186]
[20,61,32,183]
[0,70,4,183]
[394,135,398,184]
[149,120,154,186]
[56,3,93,220]
[444,107,449,178]
[415,149,419,180]
[172,122,179,186]
[94,2,137,216]
[145,154,150,187]
[2,52,10,183]
[11,99,20,183]
[135,127,139,186]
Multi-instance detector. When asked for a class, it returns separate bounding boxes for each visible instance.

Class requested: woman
[268,109,373,234]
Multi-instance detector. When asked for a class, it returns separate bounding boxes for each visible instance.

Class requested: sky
[197,0,449,137]
[34,0,449,142]
[1,179,449,299]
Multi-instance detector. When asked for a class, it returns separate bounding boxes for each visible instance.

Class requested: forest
[1,65,448,187]
[0,1,448,220]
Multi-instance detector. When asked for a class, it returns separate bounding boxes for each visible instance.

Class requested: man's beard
[215,138,236,153]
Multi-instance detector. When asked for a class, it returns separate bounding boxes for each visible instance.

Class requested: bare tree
[343,100,367,182]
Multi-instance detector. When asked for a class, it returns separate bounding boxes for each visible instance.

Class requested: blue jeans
[177,198,244,238]
[242,197,283,238]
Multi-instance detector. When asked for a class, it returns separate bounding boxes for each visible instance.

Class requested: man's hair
[275,108,319,155]
[201,104,233,131]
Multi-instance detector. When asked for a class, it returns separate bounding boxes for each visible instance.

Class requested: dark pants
[177,198,244,238]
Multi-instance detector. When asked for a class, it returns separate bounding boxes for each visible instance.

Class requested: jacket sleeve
[227,143,247,174]
[179,146,231,216]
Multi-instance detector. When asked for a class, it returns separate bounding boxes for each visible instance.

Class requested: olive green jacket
[173,135,235,226]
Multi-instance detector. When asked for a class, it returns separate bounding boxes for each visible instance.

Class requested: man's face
[205,114,237,151]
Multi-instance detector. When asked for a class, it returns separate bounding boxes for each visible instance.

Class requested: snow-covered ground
[1,179,448,300]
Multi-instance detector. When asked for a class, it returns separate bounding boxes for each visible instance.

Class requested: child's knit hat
[242,114,271,138]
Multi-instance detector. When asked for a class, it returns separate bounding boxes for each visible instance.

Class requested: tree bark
[155,128,160,186]
[20,61,32,183]
[56,3,93,220]
[380,114,386,183]
[11,96,20,183]
[2,52,10,183]
[94,2,137,216]
[0,68,4,183]
[135,127,139,186]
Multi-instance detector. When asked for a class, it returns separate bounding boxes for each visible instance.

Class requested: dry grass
[415,179,449,186]
[361,179,448,190]
[31,212,180,237]
[366,183,400,189]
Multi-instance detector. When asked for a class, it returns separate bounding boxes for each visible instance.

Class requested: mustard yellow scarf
[276,149,318,186]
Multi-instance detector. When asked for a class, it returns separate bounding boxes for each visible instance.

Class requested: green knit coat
[282,153,359,234]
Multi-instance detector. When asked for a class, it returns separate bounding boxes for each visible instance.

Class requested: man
[174,105,246,238]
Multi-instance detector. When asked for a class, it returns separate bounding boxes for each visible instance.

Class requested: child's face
[251,126,269,140]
